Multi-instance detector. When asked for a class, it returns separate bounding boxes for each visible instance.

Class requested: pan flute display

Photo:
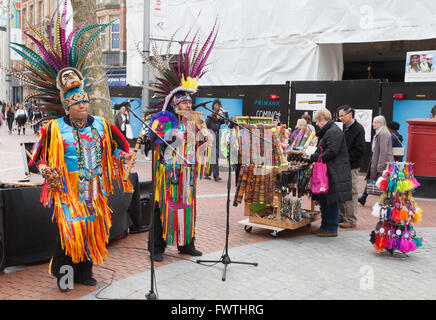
[233,120,320,231]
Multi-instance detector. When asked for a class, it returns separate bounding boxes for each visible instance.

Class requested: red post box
[406,118,436,177]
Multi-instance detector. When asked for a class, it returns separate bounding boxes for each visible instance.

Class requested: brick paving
[0,120,435,300]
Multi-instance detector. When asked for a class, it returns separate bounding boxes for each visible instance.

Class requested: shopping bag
[311,148,329,194]
[366,179,383,195]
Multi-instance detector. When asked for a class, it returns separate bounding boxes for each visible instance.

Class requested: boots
[358,193,367,206]
[178,239,202,256]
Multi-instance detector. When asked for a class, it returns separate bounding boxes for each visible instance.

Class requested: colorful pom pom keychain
[370,161,423,256]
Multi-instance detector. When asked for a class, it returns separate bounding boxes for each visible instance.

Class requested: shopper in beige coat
[358,115,394,206]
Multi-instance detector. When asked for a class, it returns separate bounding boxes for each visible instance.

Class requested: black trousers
[7,116,14,131]
[50,236,93,282]
[33,120,41,134]
[147,205,197,254]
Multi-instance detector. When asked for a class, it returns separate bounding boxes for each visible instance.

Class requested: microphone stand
[195,103,259,281]
[124,103,191,300]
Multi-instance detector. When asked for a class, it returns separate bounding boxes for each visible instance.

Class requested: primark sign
[253,99,282,123]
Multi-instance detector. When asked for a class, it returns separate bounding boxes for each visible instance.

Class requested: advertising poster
[194,97,243,128]
[355,109,373,142]
[405,50,436,82]
[10,0,22,60]
[295,93,326,111]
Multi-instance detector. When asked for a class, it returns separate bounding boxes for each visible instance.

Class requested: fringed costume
[3,0,133,287]
[30,114,132,266]
[137,20,218,259]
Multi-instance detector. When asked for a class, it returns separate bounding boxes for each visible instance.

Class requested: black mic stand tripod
[195,103,274,281]
[124,102,192,299]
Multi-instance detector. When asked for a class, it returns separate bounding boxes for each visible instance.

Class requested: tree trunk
[71,0,113,122]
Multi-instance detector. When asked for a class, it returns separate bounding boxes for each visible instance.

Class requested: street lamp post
[142,0,150,112]
[0,1,11,101]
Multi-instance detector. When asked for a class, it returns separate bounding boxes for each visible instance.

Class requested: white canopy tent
[126,0,436,86]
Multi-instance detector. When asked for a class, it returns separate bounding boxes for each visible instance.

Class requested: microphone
[113,99,135,110]
[191,100,214,110]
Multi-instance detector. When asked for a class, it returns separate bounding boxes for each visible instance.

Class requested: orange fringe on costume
[37,119,133,264]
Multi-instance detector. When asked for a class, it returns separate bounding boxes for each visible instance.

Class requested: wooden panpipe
[123,130,144,183]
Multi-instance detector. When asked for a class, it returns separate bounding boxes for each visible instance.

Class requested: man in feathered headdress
[31,67,135,288]
[2,0,135,289]
[138,22,219,262]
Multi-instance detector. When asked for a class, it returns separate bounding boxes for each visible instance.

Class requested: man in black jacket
[205,99,227,181]
[337,105,365,228]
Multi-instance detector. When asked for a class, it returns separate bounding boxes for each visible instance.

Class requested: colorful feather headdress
[137,18,219,115]
[1,0,114,116]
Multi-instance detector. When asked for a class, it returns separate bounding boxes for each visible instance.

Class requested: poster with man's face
[405,50,436,82]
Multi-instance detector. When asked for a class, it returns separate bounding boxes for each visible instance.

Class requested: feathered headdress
[1,0,114,116]
[137,18,219,115]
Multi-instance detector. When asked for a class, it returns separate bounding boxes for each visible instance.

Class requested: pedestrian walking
[6,102,15,134]
[14,103,28,135]
[32,103,43,135]
[0,100,5,127]
[358,115,394,206]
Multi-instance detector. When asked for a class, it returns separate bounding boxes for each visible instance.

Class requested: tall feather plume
[49,0,63,48]
[4,0,113,117]
[56,7,63,60]
[60,0,69,63]
[65,14,97,60]
[191,18,219,77]
[137,16,219,114]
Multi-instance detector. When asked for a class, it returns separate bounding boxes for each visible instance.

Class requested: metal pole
[142,0,156,301]
[5,0,11,101]
[142,0,150,112]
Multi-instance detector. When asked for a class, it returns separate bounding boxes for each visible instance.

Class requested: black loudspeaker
[0,173,140,270]
[0,185,58,270]
[138,179,153,230]
[108,181,133,240]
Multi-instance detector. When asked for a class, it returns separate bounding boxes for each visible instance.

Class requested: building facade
[96,0,127,87]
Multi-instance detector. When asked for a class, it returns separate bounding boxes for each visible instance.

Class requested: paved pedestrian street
[1,123,436,302]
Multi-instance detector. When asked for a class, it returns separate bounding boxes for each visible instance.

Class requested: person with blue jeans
[317,194,339,234]
[305,108,352,237]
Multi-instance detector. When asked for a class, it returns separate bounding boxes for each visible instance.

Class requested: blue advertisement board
[393,99,436,154]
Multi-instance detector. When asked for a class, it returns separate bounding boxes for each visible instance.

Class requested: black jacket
[311,121,352,205]
[343,120,365,169]
[206,112,227,133]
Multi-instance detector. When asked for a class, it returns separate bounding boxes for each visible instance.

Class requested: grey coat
[367,130,394,180]
[311,121,352,205]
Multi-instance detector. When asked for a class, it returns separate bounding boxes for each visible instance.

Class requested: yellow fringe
[40,119,133,264]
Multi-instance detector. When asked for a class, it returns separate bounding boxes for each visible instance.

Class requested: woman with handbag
[304,108,352,237]
[358,115,394,206]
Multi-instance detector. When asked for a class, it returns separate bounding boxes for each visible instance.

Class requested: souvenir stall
[370,162,423,256]
[235,118,320,236]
